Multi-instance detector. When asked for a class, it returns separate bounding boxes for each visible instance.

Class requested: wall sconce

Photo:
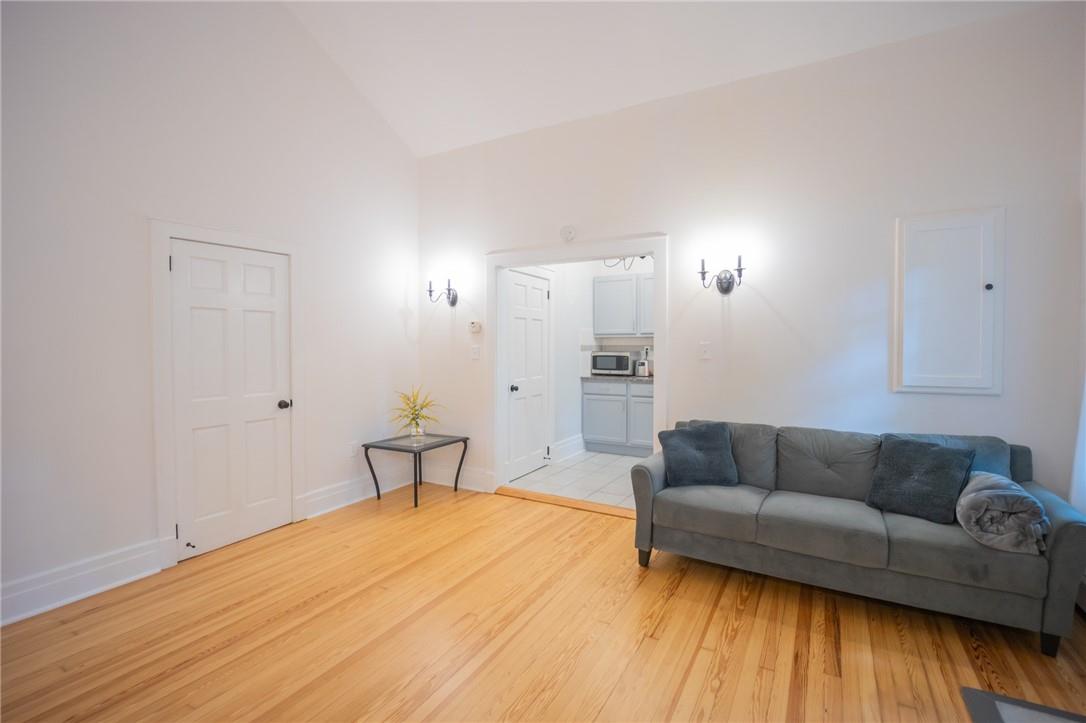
[698,256,746,295]
[427,279,458,306]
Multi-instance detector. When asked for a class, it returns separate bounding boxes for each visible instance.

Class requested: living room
[3,1,1085,720]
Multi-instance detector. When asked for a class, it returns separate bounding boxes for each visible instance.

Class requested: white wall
[1,2,420,617]
[419,6,1086,497]
[1074,4,1086,513]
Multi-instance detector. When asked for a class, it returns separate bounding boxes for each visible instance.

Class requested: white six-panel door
[172,239,292,559]
[505,269,550,481]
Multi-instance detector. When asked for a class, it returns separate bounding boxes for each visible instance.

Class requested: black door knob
[509,384,519,392]
[278,399,291,409]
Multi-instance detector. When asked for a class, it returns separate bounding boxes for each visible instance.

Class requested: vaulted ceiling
[287,2,1029,157]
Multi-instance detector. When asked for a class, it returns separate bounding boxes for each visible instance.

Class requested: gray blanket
[956,471,1051,555]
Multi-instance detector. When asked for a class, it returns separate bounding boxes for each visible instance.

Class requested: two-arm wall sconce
[427,279,458,307]
[698,256,746,295]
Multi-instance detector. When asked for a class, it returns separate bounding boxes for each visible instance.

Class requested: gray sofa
[631,422,1086,656]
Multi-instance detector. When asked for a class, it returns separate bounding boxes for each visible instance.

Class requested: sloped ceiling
[287,2,1029,157]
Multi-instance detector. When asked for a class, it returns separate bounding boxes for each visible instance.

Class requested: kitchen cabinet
[581,379,653,456]
[582,394,628,445]
[593,274,653,337]
[627,396,654,447]
[636,275,654,335]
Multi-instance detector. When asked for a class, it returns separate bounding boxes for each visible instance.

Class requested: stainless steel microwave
[590,351,633,376]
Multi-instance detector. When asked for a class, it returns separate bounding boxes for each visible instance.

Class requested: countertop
[582,375,654,384]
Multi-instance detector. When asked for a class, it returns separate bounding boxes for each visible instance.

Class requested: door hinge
[175,523,179,539]
[546,290,550,299]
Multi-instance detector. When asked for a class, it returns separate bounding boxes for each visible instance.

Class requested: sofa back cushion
[880,433,1010,478]
[680,420,778,490]
[777,426,881,501]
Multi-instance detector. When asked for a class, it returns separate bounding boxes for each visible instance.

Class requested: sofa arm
[631,453,666,551]
[1022,481,1086,637]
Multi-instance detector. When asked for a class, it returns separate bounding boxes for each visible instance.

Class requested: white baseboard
[3,461,419,625]
[2,539,163,625]
[551,434,585,464]
[295,475,413,519]
[420,462,496,493]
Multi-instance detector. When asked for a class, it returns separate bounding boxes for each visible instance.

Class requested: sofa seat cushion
[883,512,1049,598]
[756,491,888,568]
[653,484,770,542]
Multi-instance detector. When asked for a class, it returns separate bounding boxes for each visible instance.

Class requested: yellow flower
[391,386,441,432]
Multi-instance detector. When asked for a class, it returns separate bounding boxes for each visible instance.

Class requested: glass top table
[362,434,469,507]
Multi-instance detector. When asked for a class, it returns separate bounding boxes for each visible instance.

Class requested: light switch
[699,341,712,360]
[471,344,481,360]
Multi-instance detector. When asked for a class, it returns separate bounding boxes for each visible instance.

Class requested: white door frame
[488,233,669,489]
[500,266,554,480]
[150,220,306,569]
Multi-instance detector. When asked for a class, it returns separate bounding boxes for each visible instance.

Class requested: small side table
[362,434,469,507]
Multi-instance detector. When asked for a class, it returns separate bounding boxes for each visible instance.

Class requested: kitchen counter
[582,375,654,384]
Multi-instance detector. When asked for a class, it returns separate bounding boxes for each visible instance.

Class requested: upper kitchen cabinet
[593,273,653,337]
[636,275,654,336]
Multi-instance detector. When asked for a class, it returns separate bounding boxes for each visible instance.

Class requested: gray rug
[961,688,1086,723]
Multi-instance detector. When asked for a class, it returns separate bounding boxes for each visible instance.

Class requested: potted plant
[392,387,440,437]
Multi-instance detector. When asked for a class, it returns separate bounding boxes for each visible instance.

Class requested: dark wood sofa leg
[1040,633,1061,657]
[638,549,651,567]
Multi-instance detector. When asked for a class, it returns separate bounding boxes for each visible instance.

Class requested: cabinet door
[582,394,627,443]
[627,396,654,447]
[894,208,1003,394]
[636,275,654,336]
[593,276,638,336]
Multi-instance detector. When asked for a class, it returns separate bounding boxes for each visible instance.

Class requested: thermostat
[469,320,482,334]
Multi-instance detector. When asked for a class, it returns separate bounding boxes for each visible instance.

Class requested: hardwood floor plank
[3,486,1085,722]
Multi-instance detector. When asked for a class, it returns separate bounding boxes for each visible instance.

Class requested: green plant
[391,386,440,434]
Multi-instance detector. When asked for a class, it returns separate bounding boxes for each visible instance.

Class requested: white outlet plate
[699,341,712,360]
[471,344,481,360]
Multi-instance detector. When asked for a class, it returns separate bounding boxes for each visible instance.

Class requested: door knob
[510,384,519,392]
[278,399,292,409]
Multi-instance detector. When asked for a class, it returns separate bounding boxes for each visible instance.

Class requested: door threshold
[495,486,635,520]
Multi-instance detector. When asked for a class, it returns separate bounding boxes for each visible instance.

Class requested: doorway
[488,233,669,505]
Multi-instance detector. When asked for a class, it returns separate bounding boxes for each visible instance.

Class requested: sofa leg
[638,549,651,567]
[1040,633,1061,657]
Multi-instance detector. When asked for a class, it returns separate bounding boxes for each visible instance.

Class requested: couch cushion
[777,427,881,501]
[682,421,779,490]
[883,512,1048,598]
[755,490,888,568]
[653,484,770,542]
[882,433,1011,478]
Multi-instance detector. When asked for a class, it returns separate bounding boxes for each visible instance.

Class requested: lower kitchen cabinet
[581,379,653,456]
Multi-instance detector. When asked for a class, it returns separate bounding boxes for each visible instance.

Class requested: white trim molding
[1,540,163,624]
[550,434,585,464]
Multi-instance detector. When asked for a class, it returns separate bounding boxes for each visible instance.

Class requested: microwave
[590,351,633,376]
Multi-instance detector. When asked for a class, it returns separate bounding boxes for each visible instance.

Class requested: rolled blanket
[956,471,1051,555]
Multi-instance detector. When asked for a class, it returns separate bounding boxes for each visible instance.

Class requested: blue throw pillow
[658,422,739,487]
[867,438,975,524]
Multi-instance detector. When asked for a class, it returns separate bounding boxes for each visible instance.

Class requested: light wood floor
[3,484,1085,722]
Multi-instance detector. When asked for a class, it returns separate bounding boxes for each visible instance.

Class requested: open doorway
[488,234,668,510]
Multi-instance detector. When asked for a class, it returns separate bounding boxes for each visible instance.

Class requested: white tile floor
[507,451,645,509]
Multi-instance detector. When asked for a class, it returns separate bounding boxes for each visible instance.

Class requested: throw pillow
[866,438,975,523]
[658,422,739,487]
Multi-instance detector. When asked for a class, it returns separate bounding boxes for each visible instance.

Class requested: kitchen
[503,255,654,509]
